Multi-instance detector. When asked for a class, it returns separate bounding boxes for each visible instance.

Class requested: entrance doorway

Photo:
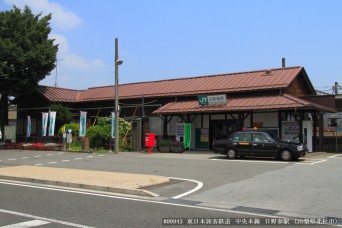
[210,120,240,149]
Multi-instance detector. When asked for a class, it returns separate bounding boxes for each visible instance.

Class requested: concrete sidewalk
[0,166,169,197]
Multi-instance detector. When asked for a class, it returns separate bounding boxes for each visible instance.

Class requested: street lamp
[114,38,123,154]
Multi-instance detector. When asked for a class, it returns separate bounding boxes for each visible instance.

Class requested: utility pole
[114,38,123,154]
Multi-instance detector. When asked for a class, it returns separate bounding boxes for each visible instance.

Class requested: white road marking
[0,219,50,228]
[49,162,57,164]
[34,155,41,158]
[170,177,203,199]
[86,156,93,158]
[211,158,291,164]
[211,158,328,165]
[57,152,64,154]
[328,154,342,158]
[97,155,104,157]
[21,157,30,159]
[8,159,16,161]
[0,181,285,220]
[34,164,43,166]
[62,160,70,162]
[309,159,327,165]
[0,208,94,228]
[0,160,2,162]
[46,154,53,156]
[75,158,82,160]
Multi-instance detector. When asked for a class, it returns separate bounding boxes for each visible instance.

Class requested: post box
[145,133,155,153]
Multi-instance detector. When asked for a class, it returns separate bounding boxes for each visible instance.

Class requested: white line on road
[75,158,82,160]
[0,160,2,162]
[57,152,64,154]
[170,177,203,199]
[309,159,327,165]
[210,158,291,164]
[0,219,50,228]
[62,160,70,162]
[8,159,16,161]
[97,155,104,157]
[49,162,57,164]
[0,181,285,220]
[34,155,41,158]
[328,154,342,158]
[46,154,53,156]
[86,156,93,158]
[21,157,30,159]
[34,164,43,166]
[0,208,94,228]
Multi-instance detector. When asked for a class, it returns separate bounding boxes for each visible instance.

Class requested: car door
[252,132,277,157]
[232,132,253,156]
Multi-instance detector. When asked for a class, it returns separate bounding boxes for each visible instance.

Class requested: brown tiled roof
[39,66,304,102]
[152,94,335,114]
[38,86,82,103]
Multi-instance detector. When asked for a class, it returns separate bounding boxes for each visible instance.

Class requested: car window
[253,133,271,143]
[233,133,252,142]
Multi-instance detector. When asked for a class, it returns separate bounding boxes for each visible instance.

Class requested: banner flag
[184,123,191,149]
[111,112,115,138]
[79,111,87,137]
[26,116,31,137]
[42,112,49,136]
[48,111,57,136]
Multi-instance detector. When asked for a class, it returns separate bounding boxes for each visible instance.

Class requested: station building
[15,65,336,152]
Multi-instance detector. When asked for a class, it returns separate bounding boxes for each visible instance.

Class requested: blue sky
[1,0,341,93]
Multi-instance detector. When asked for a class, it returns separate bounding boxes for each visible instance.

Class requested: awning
[153,94,336,115]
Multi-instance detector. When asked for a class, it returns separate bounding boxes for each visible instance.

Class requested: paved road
[0,182,336,228]
[1,150,342,226]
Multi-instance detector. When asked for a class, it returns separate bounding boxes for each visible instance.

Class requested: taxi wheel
[280,150,292,161]
[226,149,237,159]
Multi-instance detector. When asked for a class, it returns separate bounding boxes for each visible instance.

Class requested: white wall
[253,112,278,127]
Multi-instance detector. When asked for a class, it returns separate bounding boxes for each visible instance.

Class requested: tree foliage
[0,5,58,141]
[0,5,58,96]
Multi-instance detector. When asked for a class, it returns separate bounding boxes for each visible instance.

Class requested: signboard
[4,125,16,143]
[200,128,209,142]
[282,121,299,141]
[79,111,87,137]
[184,123,191,149]
[176,123,184,142]
[197,94,226,106]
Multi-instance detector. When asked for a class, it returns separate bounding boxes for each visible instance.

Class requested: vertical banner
[79,111,87,137]
[48,111,57,136]
[111,112,115,138]
[42,112,49,136]
[26,116,31,137]
[184,123,191,149]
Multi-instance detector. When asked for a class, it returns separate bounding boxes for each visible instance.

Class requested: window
[253,133,270,143]
[233,133,252,142]
[328,118,341,127]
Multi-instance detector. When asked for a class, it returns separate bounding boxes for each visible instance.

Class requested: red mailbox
[145,133,155,153]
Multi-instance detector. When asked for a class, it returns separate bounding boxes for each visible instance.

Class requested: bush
[87,125,110,149]
[58,123,79,135]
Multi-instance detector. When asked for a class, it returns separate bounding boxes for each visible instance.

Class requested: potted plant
[170,141,184,153]
[159,140,171,153]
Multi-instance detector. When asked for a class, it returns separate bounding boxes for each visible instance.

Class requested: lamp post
[114,38,123,154]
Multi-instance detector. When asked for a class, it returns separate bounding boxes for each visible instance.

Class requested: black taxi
[212,131,308,161]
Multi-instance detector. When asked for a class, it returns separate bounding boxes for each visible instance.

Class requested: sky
[1,0,341,93]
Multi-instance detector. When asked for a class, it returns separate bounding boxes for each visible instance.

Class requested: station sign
[197,94,226,106]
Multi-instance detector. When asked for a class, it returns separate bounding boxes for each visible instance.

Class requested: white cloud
[4,0,81,30]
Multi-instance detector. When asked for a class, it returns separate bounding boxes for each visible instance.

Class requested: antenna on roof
[282,57,286,68]
[54,58,64,87]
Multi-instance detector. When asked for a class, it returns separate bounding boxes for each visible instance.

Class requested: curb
[0,175,159,197]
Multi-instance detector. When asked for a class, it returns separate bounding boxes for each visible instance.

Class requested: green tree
[0,5,58,141]
[49,103,72,132]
